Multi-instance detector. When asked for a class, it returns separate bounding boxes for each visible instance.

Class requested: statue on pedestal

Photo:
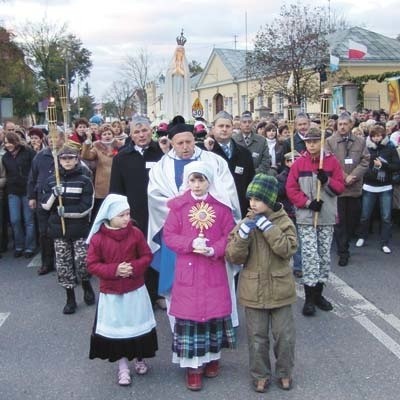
[164,30,191,121]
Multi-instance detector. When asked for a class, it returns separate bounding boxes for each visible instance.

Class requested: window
[276,93,284,114]
[257,95,264,107]
[204,99,209,120]
[227,97,233,114]
[241,95,248,113]
[300,96,307,113]
[249,98,254,113]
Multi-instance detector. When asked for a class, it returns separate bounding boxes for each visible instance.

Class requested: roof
[328,26,400,63]
[213,48,248,79]
[194,48,248,89]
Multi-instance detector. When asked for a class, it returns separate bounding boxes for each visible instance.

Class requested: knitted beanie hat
[246,173,279,209]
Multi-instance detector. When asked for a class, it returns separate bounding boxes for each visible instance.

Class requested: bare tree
[104,80,136,119]
[248,3,348,105]
[124,48,152,114]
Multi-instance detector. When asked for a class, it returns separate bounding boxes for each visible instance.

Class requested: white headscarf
[180,160,233,208]
[86,193,130,244]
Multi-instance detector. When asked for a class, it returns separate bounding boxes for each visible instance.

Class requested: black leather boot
[82,280,95,305]
[302,285,316,316]
[314,282,333,311]
[37,235,55,275]
[63,288,77,314]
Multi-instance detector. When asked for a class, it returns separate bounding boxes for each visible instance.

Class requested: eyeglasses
[59,155,77,160]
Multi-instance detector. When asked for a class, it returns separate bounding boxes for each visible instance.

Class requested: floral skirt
[172,316,236,362]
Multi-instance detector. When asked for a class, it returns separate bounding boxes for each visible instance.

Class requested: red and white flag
[348,40,367,59]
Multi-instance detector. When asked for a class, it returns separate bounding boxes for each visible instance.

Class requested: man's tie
[221,143,231,159]
[244,136,251,146]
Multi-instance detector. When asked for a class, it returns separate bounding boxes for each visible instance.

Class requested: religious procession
[1,13,400,399]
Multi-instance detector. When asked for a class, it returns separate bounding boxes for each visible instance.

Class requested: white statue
[164,30,191,121]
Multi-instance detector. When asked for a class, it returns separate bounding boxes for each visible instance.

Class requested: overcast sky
[1,0,399,102]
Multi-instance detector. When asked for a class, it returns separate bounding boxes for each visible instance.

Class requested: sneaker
[355,238,365,247]
[382,245,391,254]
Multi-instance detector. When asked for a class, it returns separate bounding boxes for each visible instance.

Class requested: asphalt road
[1,228,400,400]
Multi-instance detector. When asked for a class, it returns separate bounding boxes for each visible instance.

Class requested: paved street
[1,229,400,400]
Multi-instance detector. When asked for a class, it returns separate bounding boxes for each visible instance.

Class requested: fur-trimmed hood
[366,135,389,149]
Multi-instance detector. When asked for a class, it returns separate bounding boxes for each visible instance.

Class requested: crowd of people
[1,105,400,393]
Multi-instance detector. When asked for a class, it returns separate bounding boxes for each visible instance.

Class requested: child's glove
[308,199,323,212]
[203,247,214,257]
[192,237,209,250]
[239,219,257,239]
[317,169,328,184]
[53,185,63,196]
[254,214,272,232]
[57,205,65,217]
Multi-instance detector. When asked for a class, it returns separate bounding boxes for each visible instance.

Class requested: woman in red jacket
[86,194,158,386]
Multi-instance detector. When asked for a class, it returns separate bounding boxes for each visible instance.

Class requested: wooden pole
[47,98,66,236]
[59,78,68,133]
[313,91,331,228]
[287,104,295,161]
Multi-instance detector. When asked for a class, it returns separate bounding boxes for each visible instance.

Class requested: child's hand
[116,262,133,278]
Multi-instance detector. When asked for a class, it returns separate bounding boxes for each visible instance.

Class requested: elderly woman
[81,123,118,221]
[2,132,37,257]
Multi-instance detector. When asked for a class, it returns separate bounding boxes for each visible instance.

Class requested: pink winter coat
[163,190,235,322]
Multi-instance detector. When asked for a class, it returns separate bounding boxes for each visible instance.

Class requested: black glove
[317,169,328,184]
[308,199,323,212]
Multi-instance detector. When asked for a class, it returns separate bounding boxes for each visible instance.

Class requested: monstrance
[188,201,216,253]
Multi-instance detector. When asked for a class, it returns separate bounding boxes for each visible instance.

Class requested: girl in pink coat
[163,161,236,391]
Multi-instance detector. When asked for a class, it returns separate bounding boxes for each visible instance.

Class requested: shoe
[314,282,333,311]
[82,280,95,305]
[63,288,77,315]
[302,285,316,316]
[14,250,23,258]
[37,265,54,276]
[382,245,391,254]
[24,251,35,259]
[186,368,202,391]
[338,256,348,267]
[204,360,219,378]
[133,359,148,375]
[355,238,365,247]
[155,298,167,310]
[118,368,131,386]
[293,270,303,278]
[277,377,292,390]
[253,378,270,393]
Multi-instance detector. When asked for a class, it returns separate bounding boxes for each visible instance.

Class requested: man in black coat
[205,111,255,218]
[109,116,166,309]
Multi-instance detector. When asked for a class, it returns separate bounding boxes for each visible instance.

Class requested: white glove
[204,247,214,257]
[192,237,209,250]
